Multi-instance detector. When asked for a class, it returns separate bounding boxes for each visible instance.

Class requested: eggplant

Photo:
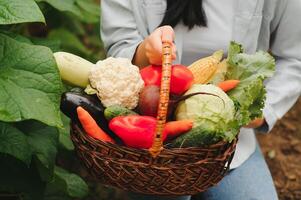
[60,91,123,144]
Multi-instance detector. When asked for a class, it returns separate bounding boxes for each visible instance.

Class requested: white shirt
[182,0,235,65]
[181,0,256,169]
[101,0,301,169]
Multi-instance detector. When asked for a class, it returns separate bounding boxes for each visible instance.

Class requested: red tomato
[140,64,194,95]
[140,65,161,86]
[170,65,194,95]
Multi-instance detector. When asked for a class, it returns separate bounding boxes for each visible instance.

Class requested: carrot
[218,80,240,92]
[164,120,193,140]
[76,106,115,143]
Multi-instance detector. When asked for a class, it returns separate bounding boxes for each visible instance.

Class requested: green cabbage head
[175,84,236,141]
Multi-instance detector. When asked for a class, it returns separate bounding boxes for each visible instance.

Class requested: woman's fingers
[161,25,175,44]
[145,25,177,65]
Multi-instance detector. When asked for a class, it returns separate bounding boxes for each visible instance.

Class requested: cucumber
[170,125,221,148]
[104,105,138,121]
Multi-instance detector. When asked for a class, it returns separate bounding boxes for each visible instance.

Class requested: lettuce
[226,41,275,127]
[174,42,275,145]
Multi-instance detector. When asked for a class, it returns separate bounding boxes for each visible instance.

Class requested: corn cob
[188,50,223,84]
[208,59,229,84]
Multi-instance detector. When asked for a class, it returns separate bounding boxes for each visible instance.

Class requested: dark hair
[159,0,207,29]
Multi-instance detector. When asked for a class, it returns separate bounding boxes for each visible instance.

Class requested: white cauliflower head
[89,57,144,109]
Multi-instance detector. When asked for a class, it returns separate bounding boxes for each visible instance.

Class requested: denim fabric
[128,143,278,200]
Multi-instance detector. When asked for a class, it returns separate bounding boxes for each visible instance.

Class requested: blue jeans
[128,143,278,200]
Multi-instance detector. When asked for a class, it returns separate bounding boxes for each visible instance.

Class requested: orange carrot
[218,80,240,92]
[164,120,193,140]
[76,106,115,143]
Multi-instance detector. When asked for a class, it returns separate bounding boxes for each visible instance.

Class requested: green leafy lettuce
[173,41,275,147]
[226,41,275,127]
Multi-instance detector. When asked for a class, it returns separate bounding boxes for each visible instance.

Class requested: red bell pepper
[140,64,194,95]
[109,116,193,149]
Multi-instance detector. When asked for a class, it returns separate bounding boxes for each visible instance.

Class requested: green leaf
[16,120,59,181]
[0,30,61,52]
[36,0,82,19]
[227,41,275,80]
[0,0,45,24]
[0,30,33,44]
[61,13,85,35]
[48,28,91,57]
[0,155,45,200]
[75,0,100,23]
[45,166,89,199]
[227,52,275,80]
[0,33,63,127]
[76,0,100,17]
[79,8,99,23]
[226,41,275,126]
[58,113,74,151]
[31,37,61,52]
[228,75,266,125]
[0,122,32,165]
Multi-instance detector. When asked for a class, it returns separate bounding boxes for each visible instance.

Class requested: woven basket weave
[70,42,238,195]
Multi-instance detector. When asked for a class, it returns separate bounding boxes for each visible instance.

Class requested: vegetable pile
[57,41,275,149]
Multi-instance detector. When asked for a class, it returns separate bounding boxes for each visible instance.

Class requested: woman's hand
[244,118,265,128]
[133,26,177,67]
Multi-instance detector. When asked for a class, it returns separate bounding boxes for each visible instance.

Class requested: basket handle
[149,42,172,158]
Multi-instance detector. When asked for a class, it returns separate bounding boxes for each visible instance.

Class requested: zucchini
[54,52,95,88]
[104,105,138,121]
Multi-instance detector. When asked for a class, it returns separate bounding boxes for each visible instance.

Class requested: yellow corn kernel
[209,59,229,84]
[188,50,223,84]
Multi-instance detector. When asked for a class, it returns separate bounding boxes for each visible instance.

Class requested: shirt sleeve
[101,0,144,60]
[260,0,301,132]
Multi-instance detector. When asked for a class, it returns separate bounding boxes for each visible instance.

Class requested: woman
[101,0,301,199]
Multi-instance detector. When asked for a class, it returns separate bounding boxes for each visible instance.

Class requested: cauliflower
[89,57,144,109]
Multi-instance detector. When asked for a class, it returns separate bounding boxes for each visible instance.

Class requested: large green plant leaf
[1,120,59,181]
[36,0,82,18]
[0,30,61,52]
[0,0,45,24]
[16,120,59,181]
[45,166,89,199]
[0,155,45,200]
[36,0,99,23]
[0,30,33,43]
[48,28,91,57]
[0,122,32,165]
[58,113,74,151]
[76,0,100,17]
[0,159,44,200]
[0,33,63,127]
[31,37,61,52]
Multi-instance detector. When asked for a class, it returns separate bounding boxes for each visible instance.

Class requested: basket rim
[71,122,237,166]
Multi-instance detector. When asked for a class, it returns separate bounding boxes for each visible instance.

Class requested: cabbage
[174,41,276,144]
[175,84,237,141]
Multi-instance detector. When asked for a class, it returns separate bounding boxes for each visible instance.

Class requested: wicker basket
[70,42,238,196]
